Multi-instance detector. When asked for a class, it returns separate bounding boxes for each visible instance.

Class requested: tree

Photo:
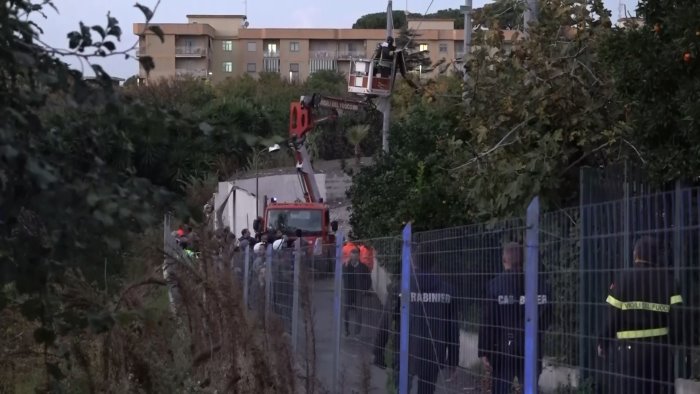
[599,0,700,182]
[445,0,622,218]
[472,0,524,29]
[346,124,370,166]
[0,1,268,388]
[348,78,465,239]
[352,11,417,29]
[349,0,625,237]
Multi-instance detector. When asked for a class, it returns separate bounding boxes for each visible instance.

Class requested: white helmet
[253,242,265,255]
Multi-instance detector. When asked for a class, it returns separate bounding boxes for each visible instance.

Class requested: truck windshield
[267,209,323,236]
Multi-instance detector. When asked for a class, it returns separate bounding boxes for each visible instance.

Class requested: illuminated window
[222,40,233,51]
[419,44,428,52]
[222,62,233,73]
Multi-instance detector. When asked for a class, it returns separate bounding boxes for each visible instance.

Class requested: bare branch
[622,138,647,164]
[450,117,533,172]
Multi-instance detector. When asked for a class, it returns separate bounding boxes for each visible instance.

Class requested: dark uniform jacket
[373,272,460,371]
[343,262,371,303]
[598,266,686,394]
[477,271,552,363]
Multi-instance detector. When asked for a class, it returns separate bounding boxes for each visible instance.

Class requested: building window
[289,63,300,82]
[222,40,233,51]
[266,43,278,56]
[222,62,233,73]
[247,42,257,52]
[247,63,256,73]
[419,44,428,52]
[290,41,300,52]
[439,43,448,53]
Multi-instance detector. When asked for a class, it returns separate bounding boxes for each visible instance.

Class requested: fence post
[243,246,250,309]
[265,243,273,324]
[332,231,345,393]
[162,213,178,314]
[672,180,684,379]
[524,197,540,394]
[291,238,301,353]
[399,223,412,394]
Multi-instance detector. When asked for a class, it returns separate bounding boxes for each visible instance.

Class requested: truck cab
[260,201,337,260]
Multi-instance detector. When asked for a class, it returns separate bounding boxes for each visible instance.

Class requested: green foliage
[348,83,467,239]
[600,0,700,182]
[472,0,524,29]
[352,11,417,29]
[349,1,625,237]
[352,8,465,29]
[451,0,621,219]
[0,1,274,388]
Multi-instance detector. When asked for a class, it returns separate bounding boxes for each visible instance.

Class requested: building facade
[134,15,494,85]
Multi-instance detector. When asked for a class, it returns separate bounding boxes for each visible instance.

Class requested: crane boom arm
[288,94,371,203]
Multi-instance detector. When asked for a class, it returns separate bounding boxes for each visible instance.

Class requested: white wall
[214,183,258,237]
[233,173,327,217]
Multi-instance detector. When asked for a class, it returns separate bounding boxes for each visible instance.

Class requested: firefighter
[373,36,396,78]
[372,243,460,394]
[478,242,552,394]
[597,236,686,394]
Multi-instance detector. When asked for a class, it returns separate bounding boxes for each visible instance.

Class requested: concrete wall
[233,173,326,218]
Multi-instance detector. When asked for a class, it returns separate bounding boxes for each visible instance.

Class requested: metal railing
[175,68,208,78]
[310,50,337,59]
[337,50,367,59]
[175,46,208,56]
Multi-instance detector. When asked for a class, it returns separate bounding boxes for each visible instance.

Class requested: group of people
[362,237,689,394]
[367,242,547,394]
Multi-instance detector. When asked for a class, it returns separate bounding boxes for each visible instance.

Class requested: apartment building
[134,15,515,85]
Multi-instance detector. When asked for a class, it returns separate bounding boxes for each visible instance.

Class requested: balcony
[263,50,280,58]
[337,50,367,60]
[310,50,337,59]
[310,58,337,73]
[175,46,208,57]
[175,68,209,78]
[263,57,280,73]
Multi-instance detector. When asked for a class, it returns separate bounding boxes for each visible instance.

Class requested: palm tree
[346,124,370,166]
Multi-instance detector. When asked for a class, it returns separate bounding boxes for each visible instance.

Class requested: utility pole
[523,0,539,34]
[380,0,393,153]
[460,0,472,83]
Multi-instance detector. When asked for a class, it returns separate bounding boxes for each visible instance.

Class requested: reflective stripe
[606,295,670,312]
[670,295,683,305]
[616,327,668,339]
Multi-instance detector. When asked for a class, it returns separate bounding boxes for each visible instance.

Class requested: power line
[401,0,435,50]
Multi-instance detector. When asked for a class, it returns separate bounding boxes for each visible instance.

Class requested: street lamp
[254,144,281,218]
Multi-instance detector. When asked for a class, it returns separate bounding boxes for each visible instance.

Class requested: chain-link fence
[164,185,700,394]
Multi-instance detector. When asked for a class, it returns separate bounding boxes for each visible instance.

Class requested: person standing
[478,242,552,394]
[372,245,460,394]
[597,236,687,394]
[372,36,396,78]
[343,247,371,336]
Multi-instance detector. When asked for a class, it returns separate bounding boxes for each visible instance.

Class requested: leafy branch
[34,1,164,76]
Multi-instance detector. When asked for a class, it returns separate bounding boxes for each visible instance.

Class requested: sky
[36,0,640,78]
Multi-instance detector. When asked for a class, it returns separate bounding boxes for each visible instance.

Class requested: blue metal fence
[166,185,700,393]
